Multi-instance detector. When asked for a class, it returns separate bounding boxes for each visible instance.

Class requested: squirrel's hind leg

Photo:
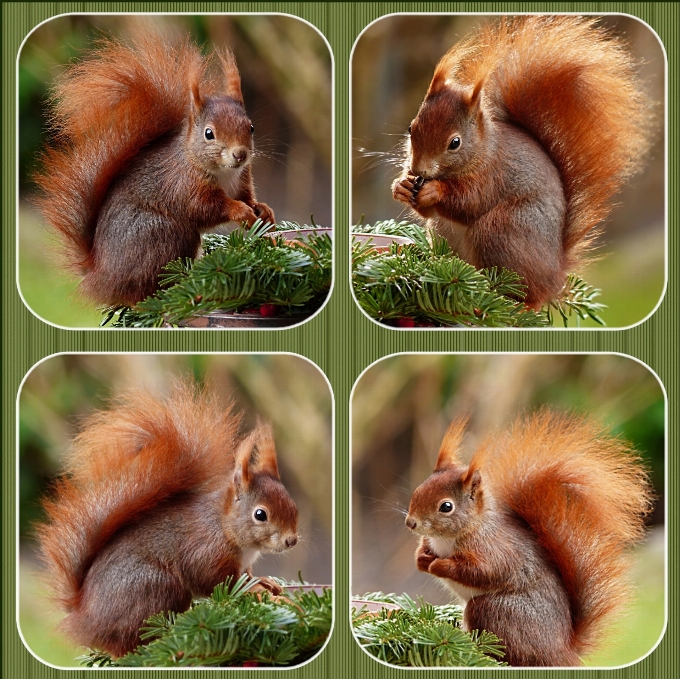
[465,592,579,667]
[66,551,192,657]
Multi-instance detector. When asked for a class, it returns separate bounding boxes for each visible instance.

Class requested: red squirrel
[36,381,298,657]
[33,31,275,307]
[406,411,653,667]
[392,16,655,307]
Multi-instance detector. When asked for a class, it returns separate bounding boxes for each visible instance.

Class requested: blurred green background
[352,15,665,327]
[18,14,332,327]
[19,354,333,667]
[352,354,665,667]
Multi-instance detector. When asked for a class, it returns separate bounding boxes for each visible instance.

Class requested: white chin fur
[428,536,456,558]
[240,547,261,570]
[217,165,246,197]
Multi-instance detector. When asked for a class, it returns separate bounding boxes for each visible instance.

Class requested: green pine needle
[352,592,506,667]
[100,221,331,328]
[80,576,332,668]
[352,220,604,328]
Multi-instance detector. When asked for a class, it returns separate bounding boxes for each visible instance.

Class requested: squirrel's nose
[232,148,248,164]
[285,535,298,548]
[405,516,417,531]
[410,167,429,180]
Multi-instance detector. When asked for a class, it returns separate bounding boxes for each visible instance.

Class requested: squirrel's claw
[392,177,415,205]
[250,576,283,596]
[253,202,276,227]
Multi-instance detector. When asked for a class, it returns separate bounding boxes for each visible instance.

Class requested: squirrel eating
[36,381,298,657]
[33,31,275,307]
[406,410,653,666]
[392,16,655,307]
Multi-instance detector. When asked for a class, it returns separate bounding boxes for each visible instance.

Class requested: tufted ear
[249,422,280,478]
[188,76,205,129]
[434,417,469,471]
[464,77,486,110]
[216,47,244,104]
[233,423,279,488]
[427,48,464,95]
[463,467,482,498]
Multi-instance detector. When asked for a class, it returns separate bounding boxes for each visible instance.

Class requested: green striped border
[3,3,677,679]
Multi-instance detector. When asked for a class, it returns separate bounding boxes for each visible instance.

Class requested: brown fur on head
[407,80,490,180]
[406,417,485,544]
[226,422,298,555]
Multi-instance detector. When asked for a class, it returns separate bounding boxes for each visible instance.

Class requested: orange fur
[36,381,241,610]
[407,409,653,665]
[472,411,652,654]
[395,16,655,306]
[32,31,272,306]
[35,380,298,656]
[433,15,653,265]
[33,32,204,273]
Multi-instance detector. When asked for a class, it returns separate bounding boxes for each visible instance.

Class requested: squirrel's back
[434,15,654,265]
[471,410,653,654]
[36,381,241,611]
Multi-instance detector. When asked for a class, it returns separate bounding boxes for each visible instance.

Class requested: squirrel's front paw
[251,576,283,596]
[416,544,437,572]
[229,202,259,226]
[392,176,415,204]
[253,202,275,227]
[413,180,443,209]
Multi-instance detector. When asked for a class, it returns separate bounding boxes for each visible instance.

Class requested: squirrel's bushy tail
[475,410,653,655]
[36,381,240,611]
[32,32,219,274]
[438,16,654,266]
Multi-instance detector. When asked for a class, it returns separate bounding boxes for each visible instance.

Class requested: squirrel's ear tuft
[249,422,280,479]
[434,417,468,471]
[464,77,486,110]
[463,467,482,497]
[234,423,280,485]
[190,78,204,116]
[428,69,448,95]
[234,429,257,486]
[216,47,244,104]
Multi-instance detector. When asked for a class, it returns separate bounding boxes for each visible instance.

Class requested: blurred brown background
[352,354,664,666]
[19,354,332,666]
[352,14,665,327]
[19,14,332,326]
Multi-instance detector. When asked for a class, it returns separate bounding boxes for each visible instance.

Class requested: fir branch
[352,592,506,667]
[352,220,602,328]
[81,576,332,668]
[545,274,606,327]
[100,221,331,328]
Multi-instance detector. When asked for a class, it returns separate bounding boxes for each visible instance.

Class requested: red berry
[259,304,278,317]
[396,317,416,328]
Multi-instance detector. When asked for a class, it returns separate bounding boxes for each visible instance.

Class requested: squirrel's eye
[254,508,268,522]
[250,124,255,134]
[204,128,215,140]
[439,501,454,513]
[408,125,412,135]
[448,136,461,151]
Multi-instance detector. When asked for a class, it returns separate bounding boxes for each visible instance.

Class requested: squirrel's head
[187,47,255,177]
[406,78,489,180]
[225,424,299,559]
[405,418,484,540]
